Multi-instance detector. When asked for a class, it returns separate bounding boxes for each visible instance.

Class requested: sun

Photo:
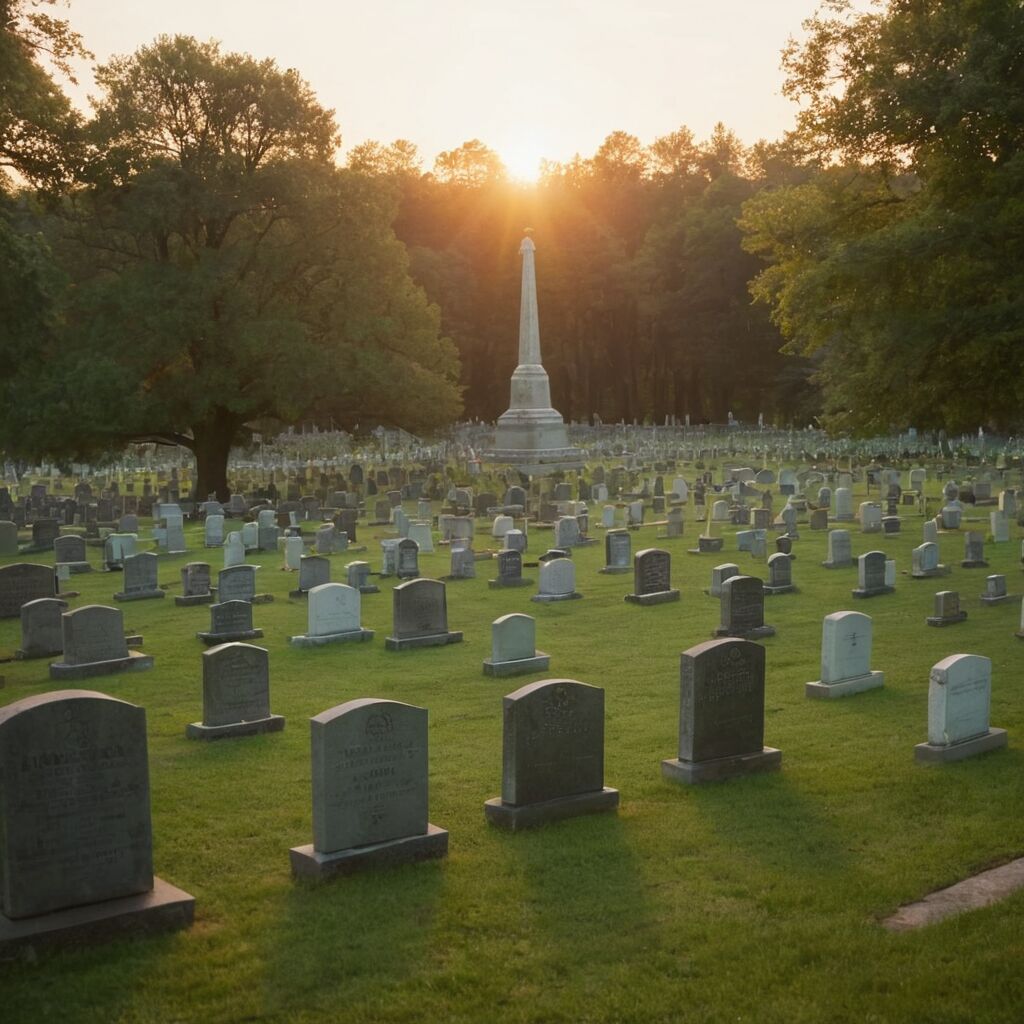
[499,140,546,184]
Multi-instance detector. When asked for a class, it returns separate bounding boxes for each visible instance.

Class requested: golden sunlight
[498,139,546,183]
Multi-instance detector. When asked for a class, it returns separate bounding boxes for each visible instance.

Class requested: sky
[61,0,866,180]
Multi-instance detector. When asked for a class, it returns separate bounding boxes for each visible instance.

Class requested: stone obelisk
[486,231,583,472]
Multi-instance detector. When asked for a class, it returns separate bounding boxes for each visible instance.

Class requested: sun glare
[500,141,546,184]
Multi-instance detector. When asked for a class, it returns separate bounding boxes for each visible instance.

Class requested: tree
[432,139,505,186]
[742,0,1024,433]
[5,35,461,497]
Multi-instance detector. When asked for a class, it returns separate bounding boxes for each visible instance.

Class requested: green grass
[2,494,1024,1023]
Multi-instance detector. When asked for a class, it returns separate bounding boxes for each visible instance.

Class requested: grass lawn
[1,488,1023,1023]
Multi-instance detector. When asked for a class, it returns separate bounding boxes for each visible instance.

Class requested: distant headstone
[0,521,18,556]
[346,560,379,594]
[53,535,91,574]
[482,613,550,677]
[175,562,213,607]
[205,514,225,548]
[707,562,739,598]
[489,548,531,589]
[197,599,263,646]
[662,637,781,784]
[186,642,284,739]
[49,604,153,680]
[0,563,56,619]
[852,551,894,599]
[290,554,330,598]
[531,557,581,603]
[833,488,853,521]
[385,579,462,650]
[396,538,420,580]
[625,548,680,605]
[446,546,476,580]
[290,583,373,647]
[600,529,631,574]
[554,516,581,549]
[911,541,946,578]
[961,530,988,569]
[114,552,164,602]
[484,679,619,829]
[217,564,258,604]
[805,610,883,698]
[715,575,775,639]
[980,574,1011,606]
[17,597,68,660]
[926,590,968,627]
[289,698,448,878]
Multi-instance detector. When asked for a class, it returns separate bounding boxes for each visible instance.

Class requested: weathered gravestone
[175,562,213,607]
[0,690,194,950]
[315,525,337,555]
[385,578,462,650]
[25,519,59,552]
[0,521,18,556]
[714,575,775,639]
[532,557,582,603]
[345,560,379,594]
[503,528,527,554]
[662,637,781,784]
[980,574,1013,606]
[396,538,420,580]
[0,563,56,619]
[186,642,285,740]
[197,600,263,646]
[290,554,330,598]
[961,531,989,569]
[290,583,373,647]
[16,597,68,660]
[445,546,476,580]
[625,548,680,605]
[599,529,631,574]
[852,551,894,599]
[289,698,448,878]
[482,613,550,677]
[926,590,968,627]
[805,610,883,698]
[914,654,1007,763]
[53,535,91,574]
[763,552,795,595]
[706,563,740,598]
[217,564,271,604]
[114,552,165,602]
[50,604,153,680]
[554,516,581,550]
[484,679,619,830]
[489,549,531,589]
[407,522,434,554]
[204,514,225,548]
[911,541,947,578]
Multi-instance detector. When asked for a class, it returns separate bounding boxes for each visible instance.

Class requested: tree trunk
[191,414,236,501]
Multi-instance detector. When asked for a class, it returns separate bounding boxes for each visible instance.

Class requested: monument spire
[518,231,541,367]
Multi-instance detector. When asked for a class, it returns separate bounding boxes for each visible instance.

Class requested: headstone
[114,551,165,602]
[241,521,259,551]
[489,549,531,589]
[346,560,378,594]
[385,578,462,650]
[707,563,740,598]
[859,502,882,533]
[197,599,264,646]
[961,530,988,568]
[600,529,631,574]
[205,514,225,548]
[175,562,213,606]
[283,535,304,571]
[53,535,91,574]
[290,583,373,647]
[852,551,893,599]
[980,574,1011,605]
[0,520,18,556]
[0,691,193,950]
[940,505,962,530]
[503,528,527,554]
[531,557,581,603]
[484,679,619,830]
[492,515,514,539]
[290,554,330,598]
[809,508,828,531]
[315,524,337,555]
[407,522,434,554]
[998,490,1017,518]
[16,597,69,660]
[49,604,153,679]
[833,488,853,521]
[914,654,1007,762]
[289,699,448,878]
[223,531,245,568]
[805,611,883,698]
[911,541,946,578]
[217,564,258,604]
[715,576,775,639]
[446,546,476,580]
[763,552,795,595]
[821,529,853,569]
[396,537,420,580]
[186,642,285,739]
[482,613,550,677]
[625,548,680,605]
[0,563,56,619]
[662,637,781,784]
[990,510,1010,544]
[926,590,968,627]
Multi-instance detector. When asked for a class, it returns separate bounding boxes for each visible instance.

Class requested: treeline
[348,129,817,426]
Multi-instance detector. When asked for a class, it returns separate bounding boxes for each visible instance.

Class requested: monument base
[174,593,214,607]
[598,565,632,575]
[488,577,532,589]
[49,650,154,680]
[821,559,853,569]
[961,560,990,569]
[713,626,776,640]
[688,538,724,554]
[484,787,619,831]
[113,589,165,602]
[927,612,968,626]
[0,877,194,954]
[290,824,448,879]
[980,593,1015,606]
[289,628,374,648]
[357,585,380,595]
[911,567,950,578]
[186,714,285,740]
[851,585,895,598]
[60,561,93,575]
[624,589,680,606]
[385,631,463,651]
[805,671,884,699]
[661,747,782,785]
[196,628,263,646]
[763,584,797,595]
[482,651,550,677]
[914,728,1007,764]
[531,592,583,603]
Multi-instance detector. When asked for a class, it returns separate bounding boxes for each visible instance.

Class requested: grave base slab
[911,567,950,579]
[806,671,884,699]
[851,585,895,599]
[196,628,263,646]
[484,787,619,831]
[624,589,680,605]
[384,631,463,651]
[488,577,532,589]
[289,628,374,648]
[174,593,214,607]
[662,747,782,785]
[113,589,165,602]
[980,594,1015,606]
[961,560,990,569]
[926,612,968,627]
[0,877,194,954]
[821,559,853,569]
[289,824,448,879]
[713,625,776,640]
[482,651,551,677]
[530,592,583,603]
[914,728,1007,764]
[763,584,797,595]
[60,561,93,575]
[49,650,154,680]
[598,565,632,574]
[186,714,285,740]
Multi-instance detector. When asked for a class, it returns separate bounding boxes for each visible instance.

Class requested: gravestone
[990,511,1010,544]
[17,597,68,660]
[396,538,420,580]
[114,552,165,602]
[554,516,580,549]
[315,524,337,555]
[197,600,263,646]
[940,504,962,530]
[805,611,883,698]
[446,546,476,580]
[961,531,988,568]
[0,520,18,556]
[715,575,775,639]
[531,557,582,603]
[911,541,947,578]
[492,514,514,539]
[809,508,828,531]
[290,583,373,647]
[379,538,399,577]
[664,506,684,538]
[53,535,91,574]
[217,564,258,604]
[926,590,968,627]
[346,560,379,594]
[204,514,225,548]
[482,613,550,677]
[852,551,894,598]
[484,679,619,830]
[103,533,138,571]
[624,548,680,605]
[763,552,795,595]
[223,532,245,568]
[49,605,153,680]
[0,563,56,619]
[289,699,448,878]
[600,529,631,574]
[283,535,304,571]
[707,563,740,598]
[290,554,331,598]
[0,691,193,950]
[980,574,1012,606]
[833,488,853,521]
[407,522,434,554]
[175,562,213,607]
[385,579,462,650]
[662,637,781,784]
[914,654,1007,762]
[186,642,284,739]
[503,528,527,554]
[489,549,531,589]
[27,519,59,551]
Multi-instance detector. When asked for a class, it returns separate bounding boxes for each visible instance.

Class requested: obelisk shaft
[518,237,541,367]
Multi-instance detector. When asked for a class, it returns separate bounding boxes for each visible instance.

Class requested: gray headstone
[0,563,56,619]
[199,642,274,727]
[18,597,69,659]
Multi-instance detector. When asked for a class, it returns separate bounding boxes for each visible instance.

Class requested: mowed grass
[1,490,1024,1024]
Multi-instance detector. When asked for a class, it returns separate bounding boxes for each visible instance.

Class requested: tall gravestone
[289,698,448,878]
[714,575,775,639]
[662,637,782,784]
[805,611,884,698]
[624,548,680,605]
[914,654,1007,763]
[290,554,331,598]
[385,579,462,650]
[186,642,285,740]
[0,691,193,950]
[482,613,550,677]
[600,529,631,574]
[484,679,619,830]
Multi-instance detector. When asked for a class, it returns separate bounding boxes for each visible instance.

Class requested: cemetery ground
[1,501,1023,1023]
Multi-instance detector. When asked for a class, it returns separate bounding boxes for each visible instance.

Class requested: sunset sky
[62,0,868,179]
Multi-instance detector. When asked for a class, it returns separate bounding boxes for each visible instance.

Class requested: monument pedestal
[624,589,680,606]
[289,628,374,648]
[484,787,619,831]
[290,824,448,879]
[186,714,285,740]
[661,747,782,785]
[914,728,1007,763]
[805,671,884,699]
[482,651,550,677]
[49,650,153,680]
